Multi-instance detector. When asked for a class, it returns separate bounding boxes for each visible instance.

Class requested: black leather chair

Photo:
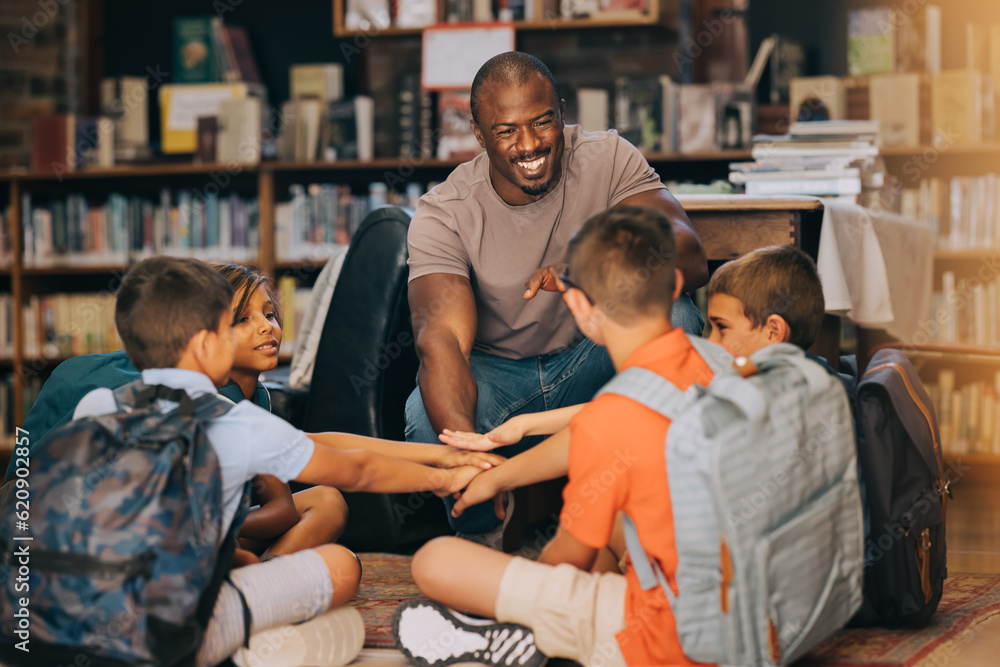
[296,205,451,552]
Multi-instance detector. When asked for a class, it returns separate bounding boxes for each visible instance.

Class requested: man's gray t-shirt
[407,125,665,359]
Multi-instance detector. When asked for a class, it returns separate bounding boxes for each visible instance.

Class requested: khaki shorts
[495,556,628,667]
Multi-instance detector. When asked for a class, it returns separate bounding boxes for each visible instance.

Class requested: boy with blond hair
[393,206,716,667]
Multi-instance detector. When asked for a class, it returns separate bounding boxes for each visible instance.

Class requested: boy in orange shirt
[393,206,716,667]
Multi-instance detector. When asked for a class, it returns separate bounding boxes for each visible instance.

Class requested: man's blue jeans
[403,293,704,534]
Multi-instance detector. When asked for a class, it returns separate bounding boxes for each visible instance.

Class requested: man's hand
[451,467,502,517]
[433,465,484,497]
[435,447,506,469]
[523,263,569,299]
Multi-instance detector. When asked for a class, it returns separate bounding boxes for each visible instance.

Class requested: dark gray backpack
[851,347,949,628]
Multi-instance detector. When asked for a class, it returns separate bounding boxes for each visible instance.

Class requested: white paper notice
[167,88,239,131]
[421,24,515,90]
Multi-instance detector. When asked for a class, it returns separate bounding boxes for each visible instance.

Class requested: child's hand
[433,465,483,497]
[440,416,528,451]
[436,447,506,470]
[451,468,501,518]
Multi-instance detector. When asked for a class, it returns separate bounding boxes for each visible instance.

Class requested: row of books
[927,271,1000,347]
[847,5,941,77]
[31,114,116,175]
[926,370,1000,457]
[343,0,622,29]
[273,181,428,262]
[729,120,884,199]
[173,16,260,85]
[0,293,123,362]
[899,175,1000,251]
[20,191,260,267]
[789,70,994,148]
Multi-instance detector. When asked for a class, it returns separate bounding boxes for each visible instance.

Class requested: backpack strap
[623,514,676,600]
[596,367,691,421]
[687,335,734,375]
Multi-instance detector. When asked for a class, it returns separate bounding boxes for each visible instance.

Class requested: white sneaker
[232,605,365,667]
[392,598,547,667]
[457,491,515,551]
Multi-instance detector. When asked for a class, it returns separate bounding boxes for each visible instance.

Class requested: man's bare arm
[409,273,480,436]
[619,188,709,291]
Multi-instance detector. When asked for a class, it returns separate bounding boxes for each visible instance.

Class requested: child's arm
[440,405,584,451]
[450,427,570,518]
[307,431,504,470]
[296,438,484,497]
[238,475,299,541]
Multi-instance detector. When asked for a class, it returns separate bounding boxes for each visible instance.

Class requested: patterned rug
[796,573,1000,666]
[352,554,1000,663]
[352,553,421,649]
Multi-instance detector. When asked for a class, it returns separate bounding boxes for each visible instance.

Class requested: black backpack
[0,381,250,667]
[850,347,950,628]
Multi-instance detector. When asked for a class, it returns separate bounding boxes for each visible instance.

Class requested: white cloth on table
[816,198,935,342]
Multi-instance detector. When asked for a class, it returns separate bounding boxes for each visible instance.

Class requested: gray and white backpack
[599,337,864,666]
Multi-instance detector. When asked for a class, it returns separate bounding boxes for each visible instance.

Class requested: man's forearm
[416,347,478,436]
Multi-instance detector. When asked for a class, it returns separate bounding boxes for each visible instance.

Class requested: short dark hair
[470,51,561,124]
[707,245,825,349]
[567,206,677,325]
[214,263,283,329]
[116,257,234,370]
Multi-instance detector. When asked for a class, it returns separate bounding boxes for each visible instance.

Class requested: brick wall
[0,0,80,170]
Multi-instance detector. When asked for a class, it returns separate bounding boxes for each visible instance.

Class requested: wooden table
[676,194,825,261]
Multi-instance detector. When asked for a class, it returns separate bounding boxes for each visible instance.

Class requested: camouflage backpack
[0,381,250,667]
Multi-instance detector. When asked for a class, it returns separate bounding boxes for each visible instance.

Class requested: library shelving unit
[876,145,1000,468]
[0,148,749,428]
[332,0,680,36]
[884,344,1000,474]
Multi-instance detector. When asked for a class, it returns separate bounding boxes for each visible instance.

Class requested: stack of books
[729,120,883,200]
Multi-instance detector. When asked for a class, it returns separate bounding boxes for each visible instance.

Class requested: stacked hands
[439,416,534,520]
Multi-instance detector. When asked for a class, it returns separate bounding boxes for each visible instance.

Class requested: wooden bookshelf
[881,144,1000,157]
[934,249,1000,261]
[331,0,677,37]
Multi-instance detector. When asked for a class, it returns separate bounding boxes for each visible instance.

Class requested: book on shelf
[615,76,669,154]
[196,116,218,164]
[842,76,870,121]
[677,84,716,154]
[759,35,805,105]
[31,114,115,174]
[326,96,375,161]
[848,7,894,77]
[931,70,985,147]
[173,17,219,83]
[744,177,862,197]
[159,82,266,154]
[895,5,941,74]
[397,72,435,159]
[291,64,344,104]
[100,76,148,149]
[222,25,261,84]
[436,91,479,162]
[217,97,262,164]
[869,73,931,147]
